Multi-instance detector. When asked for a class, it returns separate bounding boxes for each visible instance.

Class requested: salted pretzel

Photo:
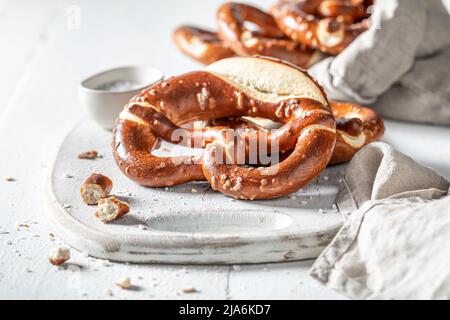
[216,3,319,69]
[226,100,384,165]
[331,101,384,164]
[270,0,371,55]
[113,56,337,199]
[173,26,235,65]
[193,100,384,197]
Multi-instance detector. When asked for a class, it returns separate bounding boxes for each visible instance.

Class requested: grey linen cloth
[309,0,450,126]
[310,142,450,299]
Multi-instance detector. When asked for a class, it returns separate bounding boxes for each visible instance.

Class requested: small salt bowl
[79,66,164,130]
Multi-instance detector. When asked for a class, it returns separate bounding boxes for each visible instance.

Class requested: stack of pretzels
[173,1,373,68]
[113,56,384,200]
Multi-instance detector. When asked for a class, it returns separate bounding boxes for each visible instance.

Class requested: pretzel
[212,100,384,167]
[331,101,384,164]
[173,25,235,65]
[113,56,336,199]
[216,3,319,68]
[270,0,370,55]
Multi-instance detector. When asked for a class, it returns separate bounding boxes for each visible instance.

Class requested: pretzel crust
[270,0,370,55]
[173,26,235,65]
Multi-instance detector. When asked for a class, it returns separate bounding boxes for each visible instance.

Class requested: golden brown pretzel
[113,57,336,199]
[216,2,318,68]
[331,101,384,164]
[270,0,370,55]
[172,25,235,65]
[217,100,384,166]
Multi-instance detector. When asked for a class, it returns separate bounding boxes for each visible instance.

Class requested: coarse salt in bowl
[79,66,164,130]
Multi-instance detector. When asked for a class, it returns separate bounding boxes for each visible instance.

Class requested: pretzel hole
[243,21,261,33]
[151,140,203,158]
[212,117,285,166]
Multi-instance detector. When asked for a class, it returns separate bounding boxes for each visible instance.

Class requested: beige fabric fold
[336,142,449,216]
[310,142,450,300]
[308,0,450,126]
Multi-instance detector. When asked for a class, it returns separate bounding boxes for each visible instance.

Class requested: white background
[0,0,449,299]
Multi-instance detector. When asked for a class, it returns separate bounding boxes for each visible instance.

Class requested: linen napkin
[308,0,450,126]
[310,142,450,299]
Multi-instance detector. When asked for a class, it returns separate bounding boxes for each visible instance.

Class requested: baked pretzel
[113,56,336,199]
[223,100,384,165]
[173,25,235,65]
[216,2,319,69]
[331,101,384,164]
[270,0,370,55]
[199,100,385,197]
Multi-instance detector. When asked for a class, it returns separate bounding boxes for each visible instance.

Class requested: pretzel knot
[112,57,383,200]
[270,0,372,55]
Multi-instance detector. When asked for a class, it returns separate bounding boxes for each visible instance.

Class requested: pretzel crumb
[116,276,132,289]
[80,173,113,205]
[95,197,130,223]
[182,287,198,294]
[4,176,15,182]
[78,150,99,159]
[49,246,71,265]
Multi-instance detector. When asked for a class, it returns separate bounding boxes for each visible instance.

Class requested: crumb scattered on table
[78,150,99,160]
[116,276,132,289]
[182,287,199,294]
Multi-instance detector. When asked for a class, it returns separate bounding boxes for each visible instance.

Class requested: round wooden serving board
[45,118,344,264]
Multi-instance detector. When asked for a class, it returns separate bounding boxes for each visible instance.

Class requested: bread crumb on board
[78,150,100,159]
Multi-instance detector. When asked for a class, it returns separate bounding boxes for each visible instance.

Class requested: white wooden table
[1,0,449,300]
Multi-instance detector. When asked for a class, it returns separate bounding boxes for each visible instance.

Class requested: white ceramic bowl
[79,66,164,130]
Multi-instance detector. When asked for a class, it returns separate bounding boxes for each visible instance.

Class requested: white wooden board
[45,118,345,264]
